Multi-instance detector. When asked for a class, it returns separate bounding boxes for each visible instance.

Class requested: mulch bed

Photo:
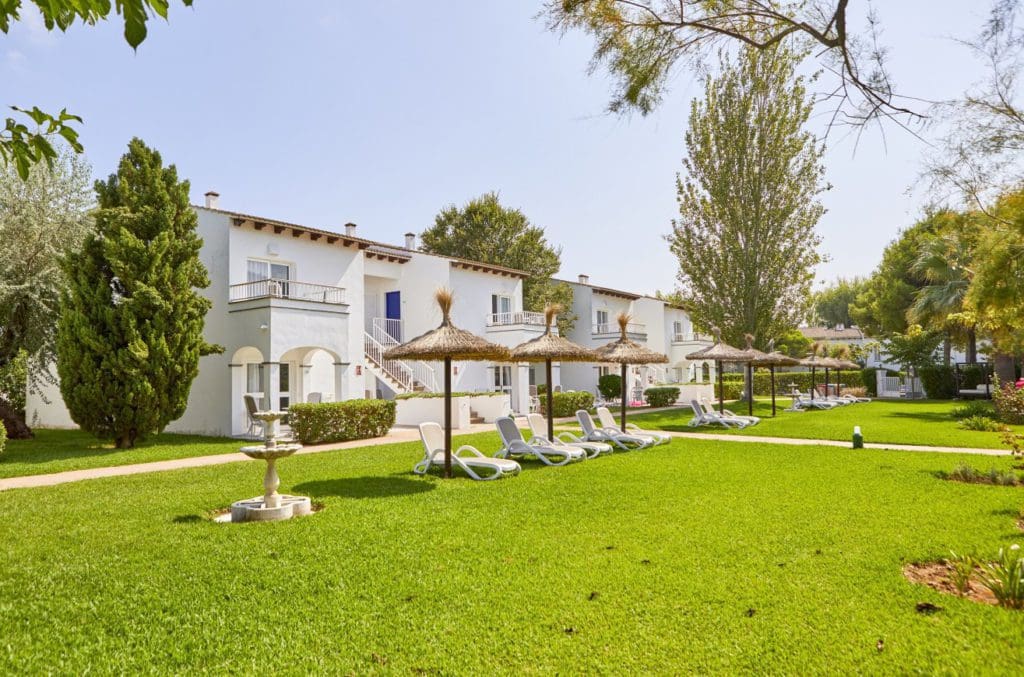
[904,561,999,606]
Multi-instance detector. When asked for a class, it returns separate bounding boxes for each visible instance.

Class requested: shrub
[937,464,1023,486]
[598,373,622,400]
[0,420,5,456]
[395,391,505,400]
[948,551,976,597]
[919,365,957,399]
[951,401,995,420]
[539,390,595,417]
[713,381,744,400]
[993,382,1024,425]
[536,383,547,395]
[644,387,680,408]
[288,400,396,444]
[957,415,1006,432]
[723,370,863,396]
[861,367,880,397]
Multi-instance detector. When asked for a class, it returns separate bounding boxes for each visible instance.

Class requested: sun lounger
[790,393,839,410]
[415,422,521,480]
[577,410,653,449]
[495,416,586,465]
[526,413,612,458]
[687,399,750,428]
[700,397,759,425]
[596,406,670,445]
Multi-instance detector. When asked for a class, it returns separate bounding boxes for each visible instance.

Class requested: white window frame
[492,365,513,394]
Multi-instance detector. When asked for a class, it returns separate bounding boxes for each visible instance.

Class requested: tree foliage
[0,147,92,437]
[419,192,576,332]
[56,138,219,448]
[812,277,866,327]
[0,1,193,178]
[880,325,943,371]
[544,0,921,124]
[668,45,826,349]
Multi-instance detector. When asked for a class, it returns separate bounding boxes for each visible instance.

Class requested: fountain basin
[228,494,312,522]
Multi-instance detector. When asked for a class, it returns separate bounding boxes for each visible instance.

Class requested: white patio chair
[576,410,652,449]
[243,394,265,438]
[596,406,670,445]
[415,422,520,480]
[495,416,585,466]
[687,400,749,428]
[700,397,760,425]
[526,412,612,459]
[306,391,322,404]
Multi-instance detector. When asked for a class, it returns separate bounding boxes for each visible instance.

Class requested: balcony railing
[486,311,547,327]
[229,278,346,305]
[672,331,710,342]
[593,322,646,335]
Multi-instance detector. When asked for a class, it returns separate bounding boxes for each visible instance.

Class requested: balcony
[593,322,646,339]
[486,311,548,328]
[672,331,710,343]
[229,279,347,305]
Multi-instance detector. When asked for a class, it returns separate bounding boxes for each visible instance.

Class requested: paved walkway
[0,422,1006,492]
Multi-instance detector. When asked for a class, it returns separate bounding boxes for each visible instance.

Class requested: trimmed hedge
[0,420,5,456]
[919,365,956,399]
[288,400,396,445]
[713,381,744,400]
[539,391,595,417]
[721,371,864,396]
[645,387,680,408]
[598,373,622,400]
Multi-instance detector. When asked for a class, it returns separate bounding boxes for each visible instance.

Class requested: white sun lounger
[699,397,760,425]
[415,422,521,480]
[526,413,612,459]
[495,416,586,465]
[576,410,653,449]
[789,393,839,410]
[687,400,749,428]
[595,406,671,445]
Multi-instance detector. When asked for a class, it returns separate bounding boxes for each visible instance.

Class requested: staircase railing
[364,326,437,393]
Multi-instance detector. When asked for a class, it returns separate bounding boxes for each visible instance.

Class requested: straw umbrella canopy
[834,359,861,396]
[751,343,800,416]
[799,353,824,400]
[509,303,598,442]
[383,288,510,479]
[686,327,749,414]
[593,313,669,430]
[816,356,844,397]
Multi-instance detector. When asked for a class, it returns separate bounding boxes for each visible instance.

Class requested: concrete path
[0,421,1007,492]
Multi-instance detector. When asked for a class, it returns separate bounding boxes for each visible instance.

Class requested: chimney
[344,222,357,237]
[204,191,220,209]
[578,274,590,285]
[404,232,417,250]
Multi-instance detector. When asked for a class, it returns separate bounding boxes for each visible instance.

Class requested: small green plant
[957,415,1007,432]
[644,387,680,408]
[598,373,622,400]
[937,464,1024,486]
[539,391,596,418]
[950,401,996,420]
[975,545,1024,609]
[948,551,975,596]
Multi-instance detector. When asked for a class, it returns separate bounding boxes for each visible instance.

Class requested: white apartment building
[558,275,715,399]
[27,195,549,437]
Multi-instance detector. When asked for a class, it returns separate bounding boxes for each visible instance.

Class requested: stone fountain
[229,411,311,522]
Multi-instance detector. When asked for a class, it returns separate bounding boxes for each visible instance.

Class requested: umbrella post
[444,356,452,479]
[718,360,724,414]
[620,362,628,431]
[747,363,753,417]
[770,365,777,417]
[824,367,830,398]
[810,367,816,400]
[546,358,555,442]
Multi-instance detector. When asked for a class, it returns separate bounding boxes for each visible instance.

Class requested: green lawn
[1,433,1022,673]
[0,428,242,479]
[628,398,1023,450]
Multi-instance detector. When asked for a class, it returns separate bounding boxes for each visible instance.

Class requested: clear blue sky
[3,1,991,295]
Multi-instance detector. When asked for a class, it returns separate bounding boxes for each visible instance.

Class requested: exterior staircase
[363,324,437,395]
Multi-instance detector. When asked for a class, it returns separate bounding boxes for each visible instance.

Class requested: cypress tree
[56,138,220,448]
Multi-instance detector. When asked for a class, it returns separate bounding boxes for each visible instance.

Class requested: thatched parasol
[509,303,598,442]
[686,328,749,414]
[816,356,844,398]
[593,313,669,430]
[834,358,861,396]
[383,288,511,478]
[751,341,801,416]
[799,353,826,400]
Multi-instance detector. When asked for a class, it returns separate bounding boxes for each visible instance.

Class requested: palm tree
[908,234,976,364]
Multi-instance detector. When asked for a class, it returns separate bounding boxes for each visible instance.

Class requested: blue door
[385,291,401,340]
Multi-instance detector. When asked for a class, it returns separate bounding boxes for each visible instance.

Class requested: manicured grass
[1,433,1023,673]
[628,399,1024,449]
[0,429,243,479]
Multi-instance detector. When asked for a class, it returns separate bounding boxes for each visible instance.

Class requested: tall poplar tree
[669,45,826,349]
[56,138,220,448]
